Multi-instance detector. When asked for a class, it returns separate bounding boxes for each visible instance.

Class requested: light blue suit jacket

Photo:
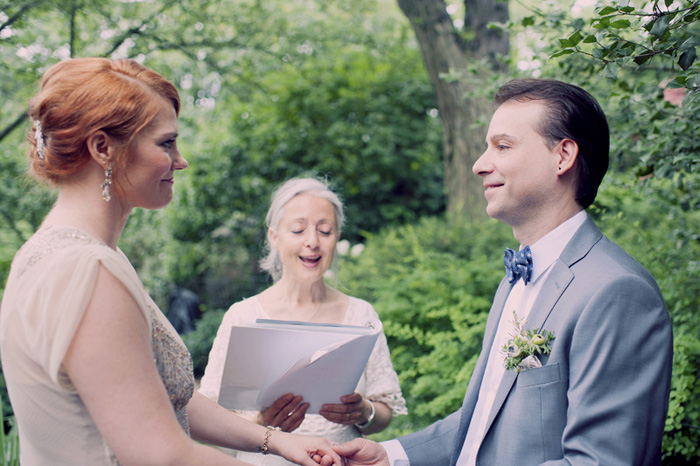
[399,217,673,466]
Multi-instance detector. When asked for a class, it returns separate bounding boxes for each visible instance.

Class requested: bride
[0,58,340,466]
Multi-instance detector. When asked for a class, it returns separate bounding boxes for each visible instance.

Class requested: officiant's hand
[318,391,368,426]
[261,392,309,432]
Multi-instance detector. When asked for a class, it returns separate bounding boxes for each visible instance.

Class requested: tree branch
[0,111,28,144]
[0,207,29,244]
[68,0,77,57]
[0,0,42,35]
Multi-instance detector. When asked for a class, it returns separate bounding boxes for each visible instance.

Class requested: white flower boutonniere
[502,311,555,372]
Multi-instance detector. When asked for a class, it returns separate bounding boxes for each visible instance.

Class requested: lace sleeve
[355,300,408,416]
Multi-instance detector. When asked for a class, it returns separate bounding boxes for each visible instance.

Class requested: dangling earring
[101,165,113,202]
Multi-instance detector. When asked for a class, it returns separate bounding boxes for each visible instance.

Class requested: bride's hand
[261,393,309,432]
[270,431,343,466]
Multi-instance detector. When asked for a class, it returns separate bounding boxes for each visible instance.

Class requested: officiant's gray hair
[260,177,345,282]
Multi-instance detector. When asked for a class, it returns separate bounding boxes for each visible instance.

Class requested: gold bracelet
[258,426,280,455]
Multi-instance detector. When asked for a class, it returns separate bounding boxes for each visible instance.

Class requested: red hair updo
[27,57,180,184]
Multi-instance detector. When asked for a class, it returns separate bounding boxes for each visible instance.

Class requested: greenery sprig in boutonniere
[502,311,555,372]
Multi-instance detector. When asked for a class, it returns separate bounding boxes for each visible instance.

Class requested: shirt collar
[524,210,587,283]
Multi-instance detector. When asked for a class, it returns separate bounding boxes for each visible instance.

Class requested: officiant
[199,176,407,465]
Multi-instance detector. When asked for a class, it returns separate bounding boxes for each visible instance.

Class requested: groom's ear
[556,138,578,175]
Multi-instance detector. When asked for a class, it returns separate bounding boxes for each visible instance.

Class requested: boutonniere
[502,311,555,372]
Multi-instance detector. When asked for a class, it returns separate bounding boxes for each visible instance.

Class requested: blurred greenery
[181,308,226,379]
[0,0,445,310]
[0,405,19,465]
[505,0,699,188]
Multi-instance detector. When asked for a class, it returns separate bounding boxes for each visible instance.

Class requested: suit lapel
[480,279,513,371]
[521,261,573,335]
[480,217,603,439]
[529,217,603,328]
[451,278,512,465]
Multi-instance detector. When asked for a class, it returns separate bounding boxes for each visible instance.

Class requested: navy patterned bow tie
[504,246,533,285]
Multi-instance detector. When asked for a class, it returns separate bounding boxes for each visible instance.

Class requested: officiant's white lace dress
[0,226,194,465]
[199,295,408,465]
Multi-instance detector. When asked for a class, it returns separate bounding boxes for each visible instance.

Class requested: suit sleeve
[398,409,462,465]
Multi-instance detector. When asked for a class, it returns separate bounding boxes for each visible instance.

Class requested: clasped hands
[333,438,390,465]
[306,438,389,466]
[262,392,387,465]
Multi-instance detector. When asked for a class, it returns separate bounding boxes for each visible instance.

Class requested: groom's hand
[333,438,390,465]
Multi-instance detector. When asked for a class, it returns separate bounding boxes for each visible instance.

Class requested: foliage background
[1,0,699,464]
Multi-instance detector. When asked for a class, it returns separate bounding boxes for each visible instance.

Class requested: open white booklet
[217,318,381,413]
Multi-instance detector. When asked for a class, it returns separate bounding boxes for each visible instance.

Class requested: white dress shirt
[384,211,587,466]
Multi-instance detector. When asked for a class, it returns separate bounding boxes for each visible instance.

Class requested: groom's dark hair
[495,78,609,209]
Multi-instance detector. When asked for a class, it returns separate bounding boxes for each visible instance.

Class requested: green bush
[0,412,19,466]
[664,334,700,463]
[181,308,226,379]
[338,215,512,439]
[0,362,12,433]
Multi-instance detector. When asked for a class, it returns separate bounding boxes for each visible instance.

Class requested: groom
[334,79,673,465]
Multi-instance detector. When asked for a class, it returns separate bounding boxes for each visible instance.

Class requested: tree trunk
[397,0,509,216]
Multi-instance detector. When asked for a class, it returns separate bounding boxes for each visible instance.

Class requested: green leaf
[673,75,689,86]
[649,14,672,38]
[603,62,620,80]
[680,37,700,51]
[568,30,583,46]
[609,19,631,29]
[551,49,575,58]
[686,75,700,89]
[679,48,697,71]
[521,16,535,27]
[667,77,686,88]
[583,34,598,44]
[592,16,610,30]
[597,6,617,15]
[633,54,652,65]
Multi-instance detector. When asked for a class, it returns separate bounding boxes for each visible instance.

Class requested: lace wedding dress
[0,226,194,465]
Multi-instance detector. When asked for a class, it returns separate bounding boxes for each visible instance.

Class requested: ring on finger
[287,412,293,417]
